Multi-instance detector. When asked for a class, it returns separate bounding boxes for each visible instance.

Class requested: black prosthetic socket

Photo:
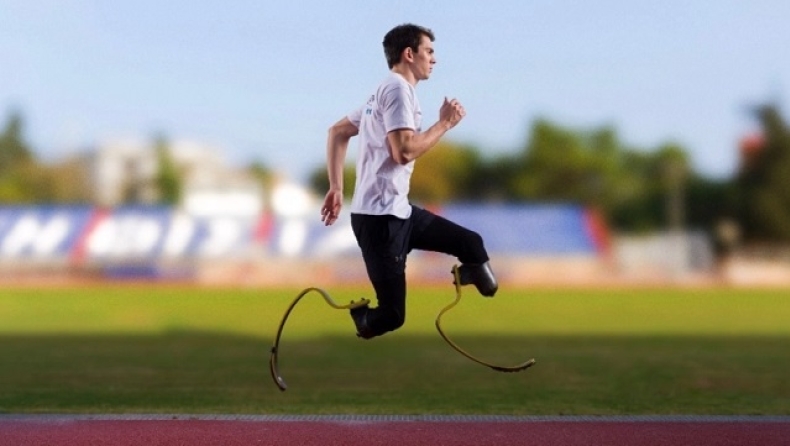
[350,304,375,339]
[455,261,499,297]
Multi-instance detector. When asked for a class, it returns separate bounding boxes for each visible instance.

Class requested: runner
[320,23,498,339]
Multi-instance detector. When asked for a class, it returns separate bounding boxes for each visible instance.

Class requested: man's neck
[391,66,417,86]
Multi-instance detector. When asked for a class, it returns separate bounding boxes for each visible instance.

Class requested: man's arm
[321,117,358,226]
[387,97,465,165]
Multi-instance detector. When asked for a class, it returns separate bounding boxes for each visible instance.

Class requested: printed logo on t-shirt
[365,95,374,115]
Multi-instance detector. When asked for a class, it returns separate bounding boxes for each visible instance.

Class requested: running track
[2,415,789,446]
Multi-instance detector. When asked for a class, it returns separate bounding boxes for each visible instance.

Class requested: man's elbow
[391,149,414,165]
[328,120,357,140]
[327,123,343,140]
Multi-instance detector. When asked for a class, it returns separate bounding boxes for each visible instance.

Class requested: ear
[403,47,414,62]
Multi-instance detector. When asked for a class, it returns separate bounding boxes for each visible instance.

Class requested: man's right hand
[439,96,466,129]
[321,189,343,226]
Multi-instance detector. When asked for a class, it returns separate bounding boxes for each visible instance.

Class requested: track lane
[2,415,789,446]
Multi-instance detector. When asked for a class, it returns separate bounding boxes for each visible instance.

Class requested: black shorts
[350,206,435,282]
[351,205,489,283]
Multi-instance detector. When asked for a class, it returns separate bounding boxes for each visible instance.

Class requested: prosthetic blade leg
[269,287,370,391]
[437,265,535,373]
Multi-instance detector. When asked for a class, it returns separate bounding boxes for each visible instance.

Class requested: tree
[153,134,182,205]
[510,119,594,202]
[44,157,93,204]
[409,141,481,204]
[738,104,790,242]
[248,161,276,211]
[0,110,42,203]
[685,176,738,232]
[508,119,691,232]
[657,143,690,231]
[308,163,356,200]
[0,110,33,175]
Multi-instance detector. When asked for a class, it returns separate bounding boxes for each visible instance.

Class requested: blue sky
[2,1,788,181]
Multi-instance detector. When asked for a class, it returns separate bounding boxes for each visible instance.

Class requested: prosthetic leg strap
[269,287,370,391]
[435,266,536,373]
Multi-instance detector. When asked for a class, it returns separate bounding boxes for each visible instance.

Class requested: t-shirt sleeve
[347,106,364,128]
[380,83,415,133]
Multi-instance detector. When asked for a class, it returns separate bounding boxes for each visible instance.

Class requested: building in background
[82,138,263,217]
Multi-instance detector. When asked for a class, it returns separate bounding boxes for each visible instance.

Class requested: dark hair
[382,23,435,69]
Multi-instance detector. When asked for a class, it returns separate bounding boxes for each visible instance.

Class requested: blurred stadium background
[2,109,789,288]
[2,2,789,290]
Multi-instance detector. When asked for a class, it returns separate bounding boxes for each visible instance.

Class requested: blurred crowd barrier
[1,204,785,287]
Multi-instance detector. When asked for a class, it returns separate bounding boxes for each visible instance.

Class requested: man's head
[383,23,435,70]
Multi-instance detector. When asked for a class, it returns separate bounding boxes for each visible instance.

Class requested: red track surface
[2,416,789,446]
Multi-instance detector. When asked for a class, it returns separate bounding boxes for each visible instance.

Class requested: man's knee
[463,229,483,248]
[460,229,489,263]
[378,307,406,333]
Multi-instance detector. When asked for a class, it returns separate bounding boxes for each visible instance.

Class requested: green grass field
[1,284,789,415]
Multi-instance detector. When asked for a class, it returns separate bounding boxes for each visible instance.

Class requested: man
[320,23,498,340]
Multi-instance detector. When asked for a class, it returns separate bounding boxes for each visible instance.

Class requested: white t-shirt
[348,72,422,219]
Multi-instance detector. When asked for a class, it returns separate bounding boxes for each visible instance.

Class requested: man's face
[412,35,436,81]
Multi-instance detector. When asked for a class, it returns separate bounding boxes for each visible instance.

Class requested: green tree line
[0,110,92,203]
[310,104,790,241]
